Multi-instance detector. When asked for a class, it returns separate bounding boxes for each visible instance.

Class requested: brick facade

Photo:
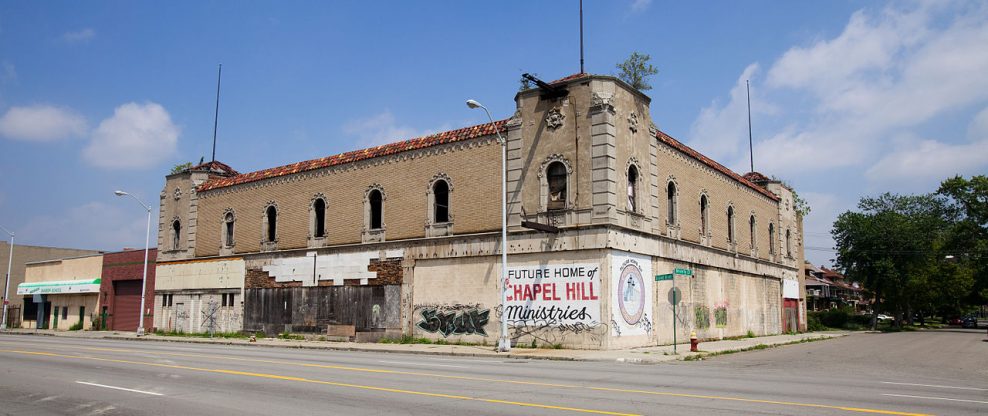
[153,73,805,346]
[99,248,157,331]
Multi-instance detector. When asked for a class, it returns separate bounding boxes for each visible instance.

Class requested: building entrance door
[112,280,142,331]
[782,298,799,333]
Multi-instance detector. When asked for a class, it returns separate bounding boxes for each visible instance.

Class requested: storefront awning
[17,278,101,295]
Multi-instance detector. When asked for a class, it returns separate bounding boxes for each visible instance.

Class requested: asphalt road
[0,329,984,416]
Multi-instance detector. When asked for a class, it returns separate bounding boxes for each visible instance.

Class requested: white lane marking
[75,381,163,396]
[883,394,988,405]
[425,357,504,364]
[378,360,468,369]
[881,381,987,391]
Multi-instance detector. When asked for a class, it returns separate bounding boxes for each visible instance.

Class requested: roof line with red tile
[197,120,508,192]
[654,130,780,202]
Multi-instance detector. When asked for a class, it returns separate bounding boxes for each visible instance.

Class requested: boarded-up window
[627,165,639,213]
[369,190,383,229]
[700,195,709,235]
[667,182,677,224]
[547,162,567,211]
[266,205,277,242]
[224,212,235,247]
[786,228,792,257]
[769,223,776,254]
[172,220,181,250]
[313,198,326,238]
[433,180,449,223]
[727,206,735,243]
[749,215,756,249]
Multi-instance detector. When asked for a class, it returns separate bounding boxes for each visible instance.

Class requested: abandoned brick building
[153,73,804,348]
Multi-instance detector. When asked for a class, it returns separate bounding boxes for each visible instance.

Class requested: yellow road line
[0,348,637,416]
[0,341,933,416]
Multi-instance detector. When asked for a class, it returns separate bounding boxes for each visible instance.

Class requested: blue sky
[1,1,986,267]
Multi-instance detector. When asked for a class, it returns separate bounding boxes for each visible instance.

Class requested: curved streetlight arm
[114,190,152,336]
[115,191,151,213]
[467,99,510,352]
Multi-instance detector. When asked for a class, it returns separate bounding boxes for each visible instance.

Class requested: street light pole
[466,99,511,352]
[0,225,13,331]
[114,191,152,336]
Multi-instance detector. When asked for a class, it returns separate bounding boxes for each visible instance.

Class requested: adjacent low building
[18,253,104,330]
[0,242,101,328]
[99,248,157,331]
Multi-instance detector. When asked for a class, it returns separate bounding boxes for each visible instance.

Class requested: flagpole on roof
[747,79,754,173]
[211,63,222,163]
[579,0,585,74]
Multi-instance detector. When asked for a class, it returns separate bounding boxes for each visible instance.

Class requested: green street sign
[655,274,674,281]
[674,268,693,276]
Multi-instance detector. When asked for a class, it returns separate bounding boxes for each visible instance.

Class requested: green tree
[832,193,949,328]
[171,162,192,174]
[616,52,658,91]
[938,175,988,307]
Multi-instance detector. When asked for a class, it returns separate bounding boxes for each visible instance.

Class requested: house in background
[804,261,865,311]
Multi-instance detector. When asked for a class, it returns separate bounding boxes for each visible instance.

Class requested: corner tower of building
[157,161,240,262]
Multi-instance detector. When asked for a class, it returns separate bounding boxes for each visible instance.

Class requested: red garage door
[112,280,142,331]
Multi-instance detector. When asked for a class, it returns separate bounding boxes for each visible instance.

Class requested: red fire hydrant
[690,331,699,352]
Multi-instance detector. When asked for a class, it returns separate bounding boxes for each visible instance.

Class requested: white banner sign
[504,263,601,326]
[783,278,800,299]
[17,278,101,295]
[611,251,653,337]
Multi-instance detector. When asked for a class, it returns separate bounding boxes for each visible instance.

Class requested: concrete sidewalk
[0,328,849,363]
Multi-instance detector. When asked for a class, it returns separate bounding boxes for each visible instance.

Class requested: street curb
[1,330,847,364]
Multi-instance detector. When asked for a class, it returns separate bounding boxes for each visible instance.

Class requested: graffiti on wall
[714,301,729,328]
[511,320,608,347]
[415,304,490,338]
[611,252,653,337]
[694,305,710,329]
[504,263,601,327]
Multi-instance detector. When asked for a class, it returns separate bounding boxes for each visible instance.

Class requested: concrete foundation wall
[154,290,243,334]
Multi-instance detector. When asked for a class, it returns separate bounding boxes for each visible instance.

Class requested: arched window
[727,206,735,244]
[433,180,449,223]
[749,215,756,249]
[769,223,776,255]
[171,220,181,250]
[265,205,277,242]
[547,161,567,211]
[312,198,326,238]
[700,195,709,236]
[223,212,235,247]
[786,228,792,257]
[667,182,677,225]
[369,189,383,229]
[627,165,639,213]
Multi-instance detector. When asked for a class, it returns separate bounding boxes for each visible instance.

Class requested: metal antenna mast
[746,79,754,173]
[211,64,222,162]
[579,0,585,74]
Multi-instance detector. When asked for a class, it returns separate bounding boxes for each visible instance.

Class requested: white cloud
[0,105,88,141]
[630,0,652,13]
[18,201,154,251]
[866,109,988,186]
[62,28,95,44]
[688,64,773,163]
[83,102,179,169]
[342,110,436,147]
[691,3,988,181]
[688,3,988,266]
